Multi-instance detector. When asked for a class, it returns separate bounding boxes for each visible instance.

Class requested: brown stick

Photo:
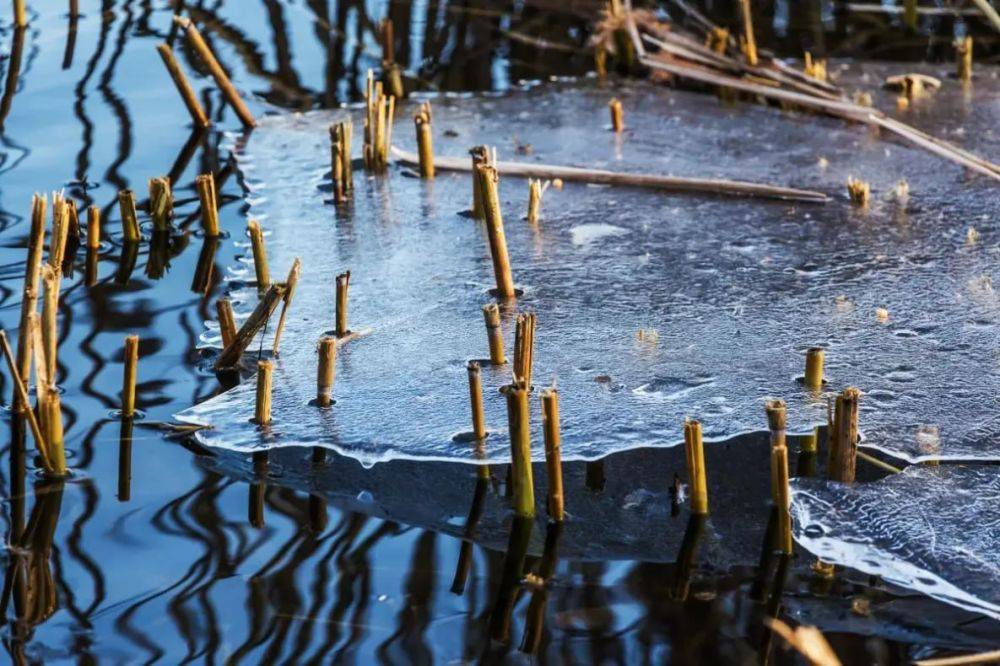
[329,120,353,203]
[540,387,564,521]
[214,283,286,370]
[118,190,141,243]
[317,336,336,407]
[335,271,350,337]
[804,347,824,388]
[148,176,173,232]
[30,314,66,476]
[513,312,536,388]
[156,43,211,129]
[122,335,139,418]
[470,145,492,219]
[215,298,237,347]
[684,418,709,514]
[476,164,517,298]
[40,266,59,381]
[737,0,758,65]
[467,361,487,440]
[414,102,434,179]
[828,387,860,483]
[195,173,220,237]
[609,98,624,133]
[86,205,101,249]
[503,383,535,517]
[271,258,300,355]
[48,195,70,270]
[247,220,270,292]
[0,331,51,471]
[395,147,830,203]
[765,399,792,554]
[173,16,256,128]
[482,303,506,364]
[14,194,46,410]
[13,0,26,27]
[254,360,273,425]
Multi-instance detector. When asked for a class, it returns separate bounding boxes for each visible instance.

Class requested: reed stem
[683,418,709,515]
[380,19,405,99]
[363,70,394,172]
[48,195,70,272]
[118,189,141,243]
[40,266,59,381]
[216,298,237,348]
[254,360,272,425]
[156,43,211,129]
[247,220,270,293]
[414,102,434,179]
[0,330,51,471]
[804,347,824,388]
[173,16,256,128]
[214,283,286,369]
[335,271,350,337]
[470,145,492,219]
[540,387,564,521]
[195,173,220,237]
[828,387,860,483]
[14,194,46,410]
[271,258,300,355]
[847,177,870,207]
[86,205,101,249]
[329,120,353,203]
[737,0,758,66]
[122,335,138,418]
[513,312,536,389]
[317,336,336,407]
[29,314,66,476]
[503,384,535,517]
[148,176,173,232]
[956,36,973,82]
[12,0,25,27]
[467,361,487,441]
[482,303,506,365]
[609,97,624,132]
[476,164,517,299]
[765,399,792,554]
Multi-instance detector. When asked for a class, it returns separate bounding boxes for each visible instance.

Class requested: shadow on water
[0,0,998,661]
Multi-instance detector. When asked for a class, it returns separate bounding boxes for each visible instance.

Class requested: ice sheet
[791,465,1000,621]
[177,63,1000,465]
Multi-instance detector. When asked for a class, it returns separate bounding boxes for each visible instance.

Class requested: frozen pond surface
[177,63,1000,466]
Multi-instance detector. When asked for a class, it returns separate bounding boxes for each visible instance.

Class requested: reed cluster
[329,120,353,203]
[363,70,395,172]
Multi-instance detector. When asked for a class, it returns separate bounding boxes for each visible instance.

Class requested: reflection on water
[0,0,998,661]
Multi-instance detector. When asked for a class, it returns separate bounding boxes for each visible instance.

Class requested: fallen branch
[392,147,829,203]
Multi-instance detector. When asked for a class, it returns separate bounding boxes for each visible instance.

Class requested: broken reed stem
[14,193,46,410]
[503,384,535,517]
[173,16,256,128]
[156,43,211,129]
[246,220,270,292]
[380,19,404,99]
[956,36,973,82]
[317,336,336,407]
[329,120,353,203]
[527,179,544,224]
[414,102,434,179]
[118,190,141,243]
[122,335,138,418]
[254,360,273,425]
[214,283,286,369]
[215,298,237,347]
[482,303,506,365]
[34,324,66,476]
[335,271,350,337]
[48,195,70,271]
[609,97,624,133]
[540,387,564,522]
[148,176,173,232]
[271,258,300,355]
[86,205,101,248]
[828,387,861,483]
[0,330,52,471]
[13,0,26,27]
[363,70,395,172]
[469,145,492,219]
[737,0,758,66]
[513,312,536,389]
[847,177,870,207]
[40,266,59,381]
[765,399,793,555]
[804,347,824,388]
[466,361,489,443]
[476,165,517,299]
[683,418,709,515]
[195,173,220,237]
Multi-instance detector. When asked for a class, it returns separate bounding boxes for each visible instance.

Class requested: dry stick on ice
[215,299,237,348]
[14,194,46,410]
[86,205,101,249]
[513,313,536,389]
[414,102,434,179]
[196,173,220,237]
[271,258,301,355]
[541,387,565,522]
[122,335,139,418]
[482,303,506,365]
[118,190,141,243]
[765,399,792,555]
[956,36,973,82]
[214,283,287,370]
[0,330,52,472]
[254,360,273,425]
[476,164,517,299]
[335,271,351,337]
[148,176,173,232]
[329,120,353,203]
[526,179,546,224]
[467,361,487,440]
[503,383,535,518]
[173,16,256,128]
[246,220,270,293]
[828,387,861,483]
[469,145,493,219]
[804,347,824,388]
[317,336,336,407]
[609,97,624,133]
[156,43,211,129]
[683,418,709,515]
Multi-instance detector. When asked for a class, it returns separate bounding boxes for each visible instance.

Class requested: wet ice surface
[791,465,1000,621]
[177,62,1000,465]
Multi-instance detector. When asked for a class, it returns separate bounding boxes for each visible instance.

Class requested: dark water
[0,1,998,662]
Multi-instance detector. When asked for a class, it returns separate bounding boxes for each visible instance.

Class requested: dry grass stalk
[380,19,404,99]
[513,312,536,389]
[0,330,52,472]
[847,177,870,206]
[503,383,535,517]
[540,387,565,521]
[156,43,211,129]
[329,120,353,203]
[469,145,495,218]
[48,194,70,270]
[414,102,434,179]
[482,303,506,364]
[13,0,26,27]
[476,164,517,298]
[118,189,141,243]
[40,266,60,381]
[214,283,286,370]
[609,97,624,132]
[173,16,256,128]
[828,387,860,483]
[246,220,270,292]
[30,315,67,476]
[122,335,139,418]
[148,176,173,232]
[335,271,350,337]
[956,36,973,82]
[363,70,395,172]
[683,418,709,514]
[767,618,842,666]
[766,399,793,554]
[195,173,220,237]
[803,52,827,82]
[804,347,824,388]
[86,205,101,249]
[526,179,549,224]
[737,0,758,65]
[254,360,273,425]
[317,336,336,407]
[271,258,301,355]
[14,194,47,410]
[467,361,487,440]
[215,298,237,347]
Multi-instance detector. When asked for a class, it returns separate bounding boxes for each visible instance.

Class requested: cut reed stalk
[804,347,824,388]
[335,271,350,337]
[122,335,138,418]
[148,176,173,232]
[0,330,51,471]
[513,312,536,389]
[380,19,405,99]
[847,177,870,206]
[540,387,564,522]
[363,70,394,172]
[118,189,141,243]
[469,145,492,218]
[737,0,758,65]
[173,16,256,128]
[828,387,860,483]
[156,43,211,129]
[956,36,973,82]
[503,383,534,517]
[48,195,70,270]
[195,173,220,237]
[329,120,353,203]
[14,194,46,410]
[317,336,336,407]
[414,102,434,179]
[29,313,66,476]
[13,0,26,27]
[271,258,300,355]
[526,179,544,224]
[482,303,506,365]
[765,399,792,554]
[214,283,286,369]
[40,266,59,381]
[467,361,487,440]
[215,298,237,348]
[247,220,270,293]
[609,97,624,132]
[476,164,517,299]
[683,418,709,515]
[254,360,273,425]
[86,205,101,248]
